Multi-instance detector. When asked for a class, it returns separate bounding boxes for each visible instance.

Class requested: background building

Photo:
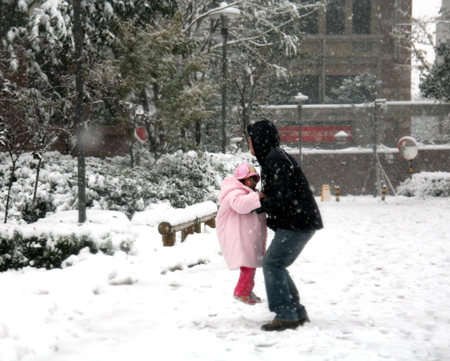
[297,0,411,104]
[263,0,413,148]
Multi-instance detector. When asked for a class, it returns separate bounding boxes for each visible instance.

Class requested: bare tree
[391,8,436,76]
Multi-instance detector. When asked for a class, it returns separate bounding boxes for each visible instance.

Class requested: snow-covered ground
[1,195,450,361]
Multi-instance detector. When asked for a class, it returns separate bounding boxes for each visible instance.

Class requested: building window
[299,1,319,35]
[326,0,345,35]
[353,0,371,34]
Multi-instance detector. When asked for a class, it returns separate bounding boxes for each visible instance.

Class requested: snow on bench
[158,201,217,247]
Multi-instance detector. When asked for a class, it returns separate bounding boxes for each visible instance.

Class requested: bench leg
[205,218,216,228]
[163,232,176,247]
[181,226,194,241]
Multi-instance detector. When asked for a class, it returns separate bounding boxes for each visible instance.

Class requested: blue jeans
[262,229,315,322]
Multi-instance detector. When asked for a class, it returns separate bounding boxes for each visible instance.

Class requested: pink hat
[234,163,260,183]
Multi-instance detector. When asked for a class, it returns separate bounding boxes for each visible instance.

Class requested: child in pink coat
[216,163,267,305]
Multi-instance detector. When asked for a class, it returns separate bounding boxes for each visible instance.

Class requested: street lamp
[293,92,308,166]
[209,2,241,153]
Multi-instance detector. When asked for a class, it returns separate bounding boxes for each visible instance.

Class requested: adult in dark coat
[247,119,323,332]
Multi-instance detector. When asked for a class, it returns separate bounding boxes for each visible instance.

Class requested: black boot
[261,319,301,332]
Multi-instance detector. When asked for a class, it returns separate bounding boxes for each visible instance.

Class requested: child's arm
[227,190,262,215]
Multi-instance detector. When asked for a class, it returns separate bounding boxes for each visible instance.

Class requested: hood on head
[247,120,280,164]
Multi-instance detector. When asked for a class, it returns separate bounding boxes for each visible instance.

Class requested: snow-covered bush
[0,149,253,271]
[0,150,240,223]
[397,172,450,197]
[150,150,228,208]
[0,209,136,271]
[79,150,232,214]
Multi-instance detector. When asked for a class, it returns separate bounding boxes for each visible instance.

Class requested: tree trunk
[141,88,155,154]
[0,0,3,51]
[195,120,201,146]
[151,82,160,156]
[31,156,42,212]
[128,117,135,168]
[241,100,249,151]
[4,157,17,224]
[73,0,86,223]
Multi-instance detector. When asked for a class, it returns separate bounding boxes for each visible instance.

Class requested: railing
[157,201,217,247]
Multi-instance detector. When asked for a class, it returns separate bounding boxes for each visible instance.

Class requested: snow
[8,58,19,72]
[398,135,419,144]
[334,130,349,137]
[17,0,28,11]
[131,201,217,226]
[264,100,449,110]
[209,2,241,20]
[281,143,450,155]
[104,2,114,17]
[1,195,450,361]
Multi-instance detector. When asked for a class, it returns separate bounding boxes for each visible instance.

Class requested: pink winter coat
[216,177,267,270]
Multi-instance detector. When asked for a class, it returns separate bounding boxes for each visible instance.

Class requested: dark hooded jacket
[247,120,323,232]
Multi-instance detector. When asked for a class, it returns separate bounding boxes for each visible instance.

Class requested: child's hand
[259,193,266,199]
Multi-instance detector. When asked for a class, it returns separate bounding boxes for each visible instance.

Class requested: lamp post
[209,2,241,153]
[293,92,308,166]
[372,98,386,197]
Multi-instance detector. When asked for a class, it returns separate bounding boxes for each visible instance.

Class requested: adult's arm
[259,156,295,213]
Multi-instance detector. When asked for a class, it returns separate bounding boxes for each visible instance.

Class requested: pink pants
[234,267,256,297]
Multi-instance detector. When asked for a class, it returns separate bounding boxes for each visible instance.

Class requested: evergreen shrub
[0,232,99,271]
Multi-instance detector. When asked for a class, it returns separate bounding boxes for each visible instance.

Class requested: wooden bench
[157,202,217,247]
